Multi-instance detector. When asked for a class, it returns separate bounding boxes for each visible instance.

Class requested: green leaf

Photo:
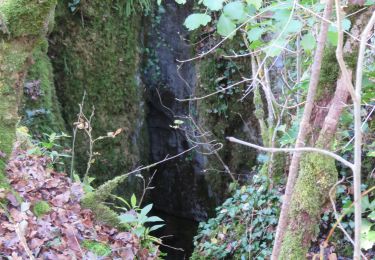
[247,27,264,42]
[246,0,262,10]
[273,9,291,22]
[284,19,303,33]
[175,0,186,4]
[342,19,351,31]
[301,33,316,51]
[119,213,137,223]
[223,1,246,21]
[217,14,236,37]
[362,195,371,212]
[367,230,375,242]
[149,224,165,232]
[140,204,153,216]
[203,0,225,11]
[368,150,375,157]
[146,216,164,222]
[184,13,212,31]
[327,30,338,46]
[368,211,375,221]
[266,38,287,57]
[361,218,373,234]
[131,194,137,208]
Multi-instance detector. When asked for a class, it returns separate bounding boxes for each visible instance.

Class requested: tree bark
[278,8,375,258]
[0,0,57,182]
[271,0,334,257]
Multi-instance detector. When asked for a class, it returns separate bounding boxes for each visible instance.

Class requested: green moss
[81,192,121,227]
[33,200,51,217]
[80,174,129,227]
[81,240,111,256]
[0,0,57,37]
[279,152,338,259]
[50,0,145,183]
[317,46,359,100]
[0,0,57,188]
[21,39,66,138]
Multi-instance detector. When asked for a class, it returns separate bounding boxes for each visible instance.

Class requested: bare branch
[226,137,354,170]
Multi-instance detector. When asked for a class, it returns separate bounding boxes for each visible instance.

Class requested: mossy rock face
[50,1,146,184]
[0,0,57,37]
[196,55,260,198]
[21,39,66,139]
[0,0,58,184]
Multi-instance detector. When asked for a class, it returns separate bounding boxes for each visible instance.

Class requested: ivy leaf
[246,0,262,10]
[301,33,316,51]
[184,13,211,30]
[247,27,264,42]
[175,0,186,4]
[223,1,247,21]
[217,14,236,37]
[203,0,225,11]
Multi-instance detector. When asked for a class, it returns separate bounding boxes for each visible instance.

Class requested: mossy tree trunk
[279,8,373,258]
[0,0,57,183]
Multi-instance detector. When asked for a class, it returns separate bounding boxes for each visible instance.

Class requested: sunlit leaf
[141,204,153,216]
[247,27,264,42]
[217,14,236,37]
[301,33,316,51]
[223,1,246,21]
[184,13,211,31]
[149,224,165,231]
[147,216,164,222]
[246,0,262,10]
[203,0,225,10]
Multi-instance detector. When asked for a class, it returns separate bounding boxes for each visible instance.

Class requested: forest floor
[0,144,159,259]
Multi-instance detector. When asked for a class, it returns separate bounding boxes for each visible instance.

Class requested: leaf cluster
[192,174,281,260]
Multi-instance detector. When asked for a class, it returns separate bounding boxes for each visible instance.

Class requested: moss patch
[33,200,51,217]
[0,0,56,37]
[82,240,111,256]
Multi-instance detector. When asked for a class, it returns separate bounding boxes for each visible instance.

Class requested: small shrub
[192,175,281,260]
[33,200,51,218]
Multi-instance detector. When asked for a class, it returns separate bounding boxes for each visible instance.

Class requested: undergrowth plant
[192,174,281,260]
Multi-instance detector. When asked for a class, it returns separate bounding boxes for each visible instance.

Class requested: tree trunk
[279,8,374,258]
[0,0,57,183]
